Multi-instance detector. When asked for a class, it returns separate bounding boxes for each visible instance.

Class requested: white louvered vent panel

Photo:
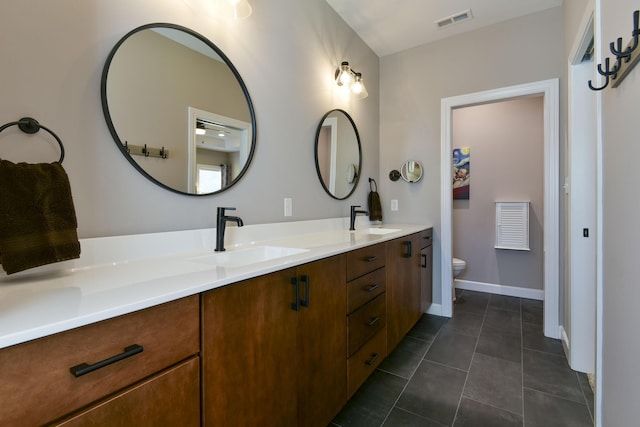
[495,202,530,251]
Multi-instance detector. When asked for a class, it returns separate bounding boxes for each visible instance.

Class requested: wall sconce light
[335,61,368,99]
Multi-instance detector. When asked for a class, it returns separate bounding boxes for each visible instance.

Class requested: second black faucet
[215,207,244,252]
[349,205,368,231]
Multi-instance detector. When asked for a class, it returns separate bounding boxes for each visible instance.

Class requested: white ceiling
[326,0,563,57]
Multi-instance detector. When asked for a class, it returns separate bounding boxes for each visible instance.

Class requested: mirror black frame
[314,109,362,200]
[100,23,257,196]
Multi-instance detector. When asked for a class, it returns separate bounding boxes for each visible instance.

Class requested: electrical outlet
[284,198,292,216]
[391,199,398,211]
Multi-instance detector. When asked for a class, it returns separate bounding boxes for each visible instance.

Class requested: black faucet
[215,207,244,252]
[349,205,368,231]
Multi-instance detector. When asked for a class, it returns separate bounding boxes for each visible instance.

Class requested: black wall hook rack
[0,117,65,163]
[123,141,168,159]
[589,10,640,91]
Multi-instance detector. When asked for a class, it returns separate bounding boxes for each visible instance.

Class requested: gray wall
[452,97,544,291]
[600,0,640,424]
[0,0,379,238]
[379,7,564,305]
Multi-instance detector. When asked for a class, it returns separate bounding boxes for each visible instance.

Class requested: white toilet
[452,257,466,301]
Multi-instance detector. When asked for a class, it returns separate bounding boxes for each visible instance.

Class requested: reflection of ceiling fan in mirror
[195,118,243,152]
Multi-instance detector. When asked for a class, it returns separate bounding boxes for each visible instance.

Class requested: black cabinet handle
[291,277,300,311]
[421,254,427,268]
[365,353,379,366]
[403,241,412,258]
[300,275,310,307]
[364,255,379,263]
[366,316,380,327]
[365,284,379,293]
[70,344,143,377]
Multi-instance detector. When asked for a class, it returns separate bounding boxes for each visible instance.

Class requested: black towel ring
[0,117,65,163]
[369,177,378,192]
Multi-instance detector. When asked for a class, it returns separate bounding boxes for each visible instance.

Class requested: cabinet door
[297,255,347,427]
[386,233,422,352]
[55,357,200,426]
[202,268,298,427]
[421,244,433,312]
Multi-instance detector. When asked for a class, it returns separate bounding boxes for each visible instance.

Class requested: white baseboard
[425,303,443,316]
[560,325,570,356]
[454,279,544,300]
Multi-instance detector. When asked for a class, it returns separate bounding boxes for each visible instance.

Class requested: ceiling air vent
[435,9,473,28]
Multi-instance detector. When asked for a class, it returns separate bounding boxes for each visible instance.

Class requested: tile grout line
[451,290,488,425]
[576,372,595,423]
[378,327,440,426]
[522,385,595,406]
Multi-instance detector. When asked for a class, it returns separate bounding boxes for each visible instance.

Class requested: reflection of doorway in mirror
[318,116,338,193]
[197,164,222,194]
[187,107,252,193]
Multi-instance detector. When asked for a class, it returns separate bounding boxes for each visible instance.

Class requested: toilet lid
[452,257,466,267]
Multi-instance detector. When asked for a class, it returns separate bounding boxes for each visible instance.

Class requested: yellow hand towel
[0,160,80,274]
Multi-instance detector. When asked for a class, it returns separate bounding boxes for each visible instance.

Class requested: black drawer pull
[365,284,379,293]
[363,255,379,263]
[367,316,380,327]
[403,241,412,258]
[300,274,310,308]
[365,353,379,366]
[70,344,143,377]
[421,254,427,268]
[291,277,300,311]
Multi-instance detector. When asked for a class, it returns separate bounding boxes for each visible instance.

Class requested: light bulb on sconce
[351,73,368,98]
[335,61,352,87]
[334,61,368,99]
[228,0,252,19]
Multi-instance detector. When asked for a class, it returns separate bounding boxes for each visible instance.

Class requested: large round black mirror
[314,109,362,200]
[101,23,256,195]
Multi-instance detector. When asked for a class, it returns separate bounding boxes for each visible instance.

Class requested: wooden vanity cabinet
[420,228,434,312]
[386,233,423,352]
[201,255,347,427]
[0,295,200,427]
[346,243,387,397]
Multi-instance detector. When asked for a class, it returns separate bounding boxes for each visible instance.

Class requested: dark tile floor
[331,290,594,427]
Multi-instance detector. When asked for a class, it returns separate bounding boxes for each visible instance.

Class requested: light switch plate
[391,199,398,211]
[284,198,292,216]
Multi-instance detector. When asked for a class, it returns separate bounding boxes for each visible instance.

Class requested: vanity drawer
[0,295,200,427]
[420,228,433,248]
[348,293,386,356]
[347,243,386,281]
[347,328,386,398]
[347,267,386,314]
[55,356,200,426]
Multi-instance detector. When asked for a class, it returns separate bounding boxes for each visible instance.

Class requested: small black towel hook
[0,117,65,163]
[369,177,378,192]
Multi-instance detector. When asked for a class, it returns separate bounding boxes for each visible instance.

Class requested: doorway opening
[440,79,560,338]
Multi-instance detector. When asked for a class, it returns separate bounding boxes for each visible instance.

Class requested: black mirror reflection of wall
[314,109,362,200]
[101,23,256,196]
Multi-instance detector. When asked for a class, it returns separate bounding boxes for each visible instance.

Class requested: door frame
[440,79,560,338]
[567,1,602,425]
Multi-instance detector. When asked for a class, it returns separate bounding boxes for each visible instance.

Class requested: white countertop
[0,218,430,350]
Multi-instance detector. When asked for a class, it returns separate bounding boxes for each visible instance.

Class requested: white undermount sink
[362,228,401,235]
[187,246,309,268]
